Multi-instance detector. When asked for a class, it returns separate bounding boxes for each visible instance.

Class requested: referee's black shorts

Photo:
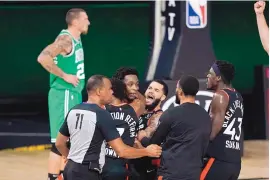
[200,158,241,180]
[64,160,101,180]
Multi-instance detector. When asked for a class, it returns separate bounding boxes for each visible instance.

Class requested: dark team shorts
[64,160,101,180]
[102,158,129,180]
[200,158,241,180]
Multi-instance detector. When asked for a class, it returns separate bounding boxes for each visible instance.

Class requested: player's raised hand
[145,144,162,157]
[63,73,79,87]
[254,1,266,15]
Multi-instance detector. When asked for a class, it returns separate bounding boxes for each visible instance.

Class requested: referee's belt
[71,160,101,173]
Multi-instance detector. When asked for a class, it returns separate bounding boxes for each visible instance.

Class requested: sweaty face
[206,68,218,90]
[145,82,164,109]
[77,12,90,34]
[123,75,139,101]
[100,78,113,105]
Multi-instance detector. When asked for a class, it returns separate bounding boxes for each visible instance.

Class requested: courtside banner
[147,0,216,81]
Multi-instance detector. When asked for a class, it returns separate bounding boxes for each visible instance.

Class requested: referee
[141,75,211,180]
[55,75,162,180]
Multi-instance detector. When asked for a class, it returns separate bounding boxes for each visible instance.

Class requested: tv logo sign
[186,0,207,29]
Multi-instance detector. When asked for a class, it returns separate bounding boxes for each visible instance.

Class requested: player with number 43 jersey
[201,61,243,180]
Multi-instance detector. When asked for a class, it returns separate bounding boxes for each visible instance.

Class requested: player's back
[206,88,244,163]
[158,103,211,180]
[50,29,85,93]
[102,104,138,180]
[104,104,138,158]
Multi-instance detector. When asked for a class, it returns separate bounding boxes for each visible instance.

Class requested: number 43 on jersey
[223,118,242,141]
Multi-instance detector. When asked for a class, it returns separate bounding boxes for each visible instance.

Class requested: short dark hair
[178,75,199,96]
[66,8,86,25]
[86,75,107,92]
[110,78,127,101]
[152,79,169,97]
[112,67,139,80]
[216,60,235,85]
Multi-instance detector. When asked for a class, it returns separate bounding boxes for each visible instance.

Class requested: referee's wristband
[141,137,150,147]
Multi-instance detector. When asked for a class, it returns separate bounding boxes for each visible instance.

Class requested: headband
[211,63,221,76]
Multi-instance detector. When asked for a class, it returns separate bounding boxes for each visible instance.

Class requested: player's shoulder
[54,33,72,44]
[73,103,107,113]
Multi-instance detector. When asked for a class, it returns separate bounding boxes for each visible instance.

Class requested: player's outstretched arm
[254,1,269,54]
[98,110,161,158]
[37,35,79,86]
[108,137,162,159]
[55,132,69,157]
[55,117,70,157]
[209,91,229,140]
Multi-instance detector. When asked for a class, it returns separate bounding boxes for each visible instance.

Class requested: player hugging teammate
[109,67,169,180]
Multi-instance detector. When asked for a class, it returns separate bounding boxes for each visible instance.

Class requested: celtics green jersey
[50,29,85,93]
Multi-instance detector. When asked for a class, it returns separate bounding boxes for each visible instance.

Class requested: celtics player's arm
[209,91,229,141]
[129,91,146,117]
[37,35,72,78]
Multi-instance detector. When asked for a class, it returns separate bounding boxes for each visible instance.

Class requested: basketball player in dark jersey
[133,80,169,180]
[112,67,146,117]
[201,61,244,180]
[102,78,140,180]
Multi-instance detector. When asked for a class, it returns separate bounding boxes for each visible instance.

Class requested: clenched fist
[146,144,162,157]
[254,1,266,15]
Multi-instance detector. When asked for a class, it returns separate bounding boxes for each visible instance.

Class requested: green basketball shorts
[48,88,82,143]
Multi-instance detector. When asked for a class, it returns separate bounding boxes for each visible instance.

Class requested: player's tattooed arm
[143,112,162,138]
[209,91,229,140]
[130,91,146,117]
[37,35,72,78]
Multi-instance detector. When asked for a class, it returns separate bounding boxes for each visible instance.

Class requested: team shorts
[48,88,82,143]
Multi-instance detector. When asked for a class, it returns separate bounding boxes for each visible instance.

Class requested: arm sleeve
[149,111,173,145]
[97,110,120,142]
[59,116,70,137]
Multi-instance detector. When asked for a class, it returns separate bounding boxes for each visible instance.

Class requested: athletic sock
[48,173,58,180]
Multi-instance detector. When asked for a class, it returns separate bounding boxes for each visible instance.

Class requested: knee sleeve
[51,143,62,156]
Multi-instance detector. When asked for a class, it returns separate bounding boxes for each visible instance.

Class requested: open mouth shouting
[146,94,155,104]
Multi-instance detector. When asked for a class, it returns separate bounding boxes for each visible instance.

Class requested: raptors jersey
[207,88,244,163]
[105,104,138,158]
[138,109,163,131]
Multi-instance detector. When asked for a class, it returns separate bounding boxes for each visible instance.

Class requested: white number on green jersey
[76,63,85,79]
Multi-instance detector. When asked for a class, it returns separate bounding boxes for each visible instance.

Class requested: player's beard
[146,98,161,111]
[175,93,180,105]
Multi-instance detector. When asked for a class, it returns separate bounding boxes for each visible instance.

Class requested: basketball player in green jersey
[37,8,90,180]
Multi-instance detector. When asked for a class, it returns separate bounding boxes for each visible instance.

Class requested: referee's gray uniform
[59,103,120,180]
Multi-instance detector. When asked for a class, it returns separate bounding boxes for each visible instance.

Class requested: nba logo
[186,0,207,29]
